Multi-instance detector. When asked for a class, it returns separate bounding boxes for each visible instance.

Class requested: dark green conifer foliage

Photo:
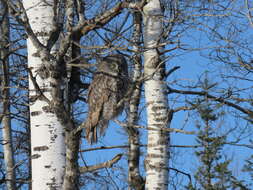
[186,77,248,190]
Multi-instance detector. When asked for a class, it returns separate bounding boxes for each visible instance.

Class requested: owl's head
[97,54,128,77]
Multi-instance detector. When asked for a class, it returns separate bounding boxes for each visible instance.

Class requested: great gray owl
[85,54,128,144]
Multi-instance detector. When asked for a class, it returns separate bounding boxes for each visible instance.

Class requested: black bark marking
[146,153,163,159]
[156,138,167,145]
[42,105,53,113]
[151,106,167,112]
[46,176,57,190]
[35,31,50,37]
[31,154,41,159]
[34,146,49,151]
[32,51,40,57]
[154,147,164,153]
[37,65,50,79]
[31,111,42,116]
[29,95,38,103]
[155,116,167,122]
[50,134,58,142]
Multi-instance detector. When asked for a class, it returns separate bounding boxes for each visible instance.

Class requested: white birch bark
[22,1,66,189]
[143,0,169,189]
[0,1,16,189]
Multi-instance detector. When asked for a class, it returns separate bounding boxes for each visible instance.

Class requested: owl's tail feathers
[99,120,109,137]
[86,124,98,144]
[75,116,99,144]
[86,120,109,144]
[75,111,109,144]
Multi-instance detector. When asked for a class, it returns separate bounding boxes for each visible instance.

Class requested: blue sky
[1,0,253,189]
[76,1,253,188]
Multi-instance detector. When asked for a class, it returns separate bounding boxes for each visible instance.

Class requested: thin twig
[168,87,253,117]
[114,120,195,134]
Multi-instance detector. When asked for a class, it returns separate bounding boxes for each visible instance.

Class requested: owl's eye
[110,63,118,70]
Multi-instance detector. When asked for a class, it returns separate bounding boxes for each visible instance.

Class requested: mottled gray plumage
[86,54,128,144]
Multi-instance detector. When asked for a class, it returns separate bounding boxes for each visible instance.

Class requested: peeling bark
[143,0,169,189]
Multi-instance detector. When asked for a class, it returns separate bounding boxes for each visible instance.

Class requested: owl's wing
[86,75,111,144]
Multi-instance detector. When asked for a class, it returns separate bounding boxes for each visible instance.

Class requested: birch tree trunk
[127,8,144,190]
[62,1,81,189]
[22,1,66,189]
[143,0,169,189]
[0,1,16,189]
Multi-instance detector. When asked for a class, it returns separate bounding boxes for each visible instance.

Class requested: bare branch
[4,0,44,50]
[27,68,50,104]
[80,145,129,152]
[168,87,253,117]
[169,167,192,183]
[165,66,180,77]
[80,144,201,153]
[114,120,195,134]
[74,0,147,35]
[79,154,123,173]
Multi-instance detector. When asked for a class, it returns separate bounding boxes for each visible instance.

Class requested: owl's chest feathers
[97,74,126,118]
[88,74,127,103]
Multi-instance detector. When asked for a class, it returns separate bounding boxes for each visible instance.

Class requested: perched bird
[85,54,128,144]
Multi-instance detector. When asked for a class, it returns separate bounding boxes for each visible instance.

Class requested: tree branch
[79,154,123,173]
[114,120,195,134]
[165,66,180,77]
[74,0,147,35]
[4,0,45,50]
[169,167,192,183]
[80,144,201,153]
[168,87,253,117]
[27,68,50,104]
